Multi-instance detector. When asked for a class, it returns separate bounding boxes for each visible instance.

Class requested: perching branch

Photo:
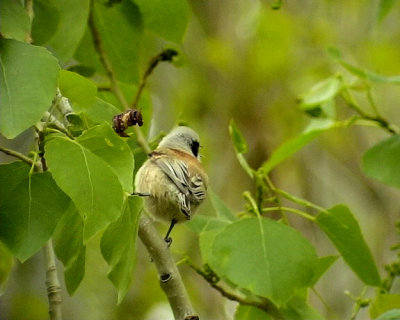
[138,215,199,320]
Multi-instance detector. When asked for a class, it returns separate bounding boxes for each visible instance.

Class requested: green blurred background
[1,0,400,319]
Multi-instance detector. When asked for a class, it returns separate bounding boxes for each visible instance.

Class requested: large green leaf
[260,119,335,174]
[0,39,59,138]
[281,290,326,320]
[0,162,70,261]
[45,0,90,63]
[101,196,142,303]
[82,97,121,125]
[209,189,237,222]
[53,204,85,295]
[31,0,60,45]
[362,135,400,189]
[133,0,189,43]
[316,205,381,286]
[370,294,400,319]
[234,305,273,320]
[45,136,124,242]
[209,217,318,306]
[375,309,400,320]
[0,241,13,294]
[92,0,143,83]
[0,0,31,41]
[58,70,97,109]
[77,123,134,192]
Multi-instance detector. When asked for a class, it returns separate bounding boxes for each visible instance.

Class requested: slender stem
[131,49,177,109]
[262,206,316,221]
[184,258,283,319]
[88,2,129,109]
[273,188,326,213]
[138,215,198,320]
[0,146,40,169]
[24,0,34,43]
[44,240,62,320]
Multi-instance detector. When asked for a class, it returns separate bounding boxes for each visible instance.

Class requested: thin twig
[88,5,196,319]
[88,2,151,153]
[88,1,129,109]
[184,259,283,319]
[0,146,40,169]
[130,49,178,109]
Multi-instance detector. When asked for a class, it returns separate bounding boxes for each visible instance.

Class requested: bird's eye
[190,140,200,157]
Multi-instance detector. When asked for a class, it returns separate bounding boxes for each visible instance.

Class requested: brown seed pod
[112,109,143,137]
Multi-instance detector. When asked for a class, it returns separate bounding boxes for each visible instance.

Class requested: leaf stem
[262,206,315,221]
[0,146,40,169]
[273,187,326,213]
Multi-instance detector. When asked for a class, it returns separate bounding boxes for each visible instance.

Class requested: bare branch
[0,146,40,169]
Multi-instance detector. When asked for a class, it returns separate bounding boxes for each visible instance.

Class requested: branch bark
[43,240,63,320]
[138,215,199,320]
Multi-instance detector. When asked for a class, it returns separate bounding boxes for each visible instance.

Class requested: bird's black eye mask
[190,140,200,157]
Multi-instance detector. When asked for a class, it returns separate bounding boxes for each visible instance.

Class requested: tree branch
[44,240,63,320]
[138,215,199,320]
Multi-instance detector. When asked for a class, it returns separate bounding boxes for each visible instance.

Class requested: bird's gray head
[158,126,201,158]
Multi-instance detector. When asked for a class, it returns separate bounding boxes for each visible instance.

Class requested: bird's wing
[153,156,206,217]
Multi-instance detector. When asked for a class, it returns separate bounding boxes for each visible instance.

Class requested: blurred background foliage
[1,0,400,319]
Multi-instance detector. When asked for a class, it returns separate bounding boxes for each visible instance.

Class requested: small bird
[134,126,208,244]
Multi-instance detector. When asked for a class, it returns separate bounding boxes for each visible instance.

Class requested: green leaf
[375,309,400,320]
[0,39,59,138]
[53,204,85,295]
[229,119,248,153]
[0,241,13,294]
[101,196,142,303]
[329,47,400,85]
[229,119,253,178]
[377,0,397,23]
[316,205,381,286]
[209,189,237,221]
[45,136,124,242]
[133,0,189,43]
[59,70,97,109]
[83,97,121,125]
[209,218,318,305]
[281,290,326,320]
[310,255,338,286]
[0,162,70,261]
[92,0,143,83]
[362,135,400,189]
[198,218,230,263]
[0,0,31,41]
[260,119,335,174]
[299,76,342,109]
[77,123,134,192]
[235,305,273,320]
[370,294,400,319]
[45,0,90,63]
[31,0,60,45]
